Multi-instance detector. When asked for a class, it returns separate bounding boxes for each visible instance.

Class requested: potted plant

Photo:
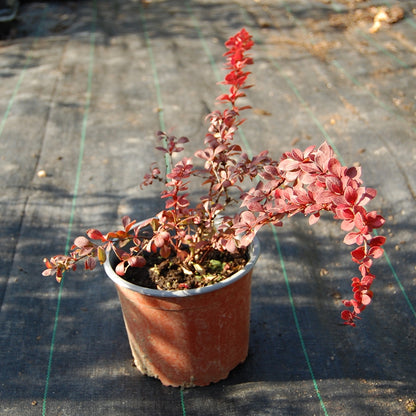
[43,28,386,387]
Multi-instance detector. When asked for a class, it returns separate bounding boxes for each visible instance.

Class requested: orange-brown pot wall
[114,269,253,387]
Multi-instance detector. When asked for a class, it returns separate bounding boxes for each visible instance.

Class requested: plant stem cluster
[43,29,386,326]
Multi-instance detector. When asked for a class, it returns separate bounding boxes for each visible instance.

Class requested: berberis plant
[43,28,386,327]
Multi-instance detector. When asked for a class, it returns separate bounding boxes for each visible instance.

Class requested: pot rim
[104,235,260,298]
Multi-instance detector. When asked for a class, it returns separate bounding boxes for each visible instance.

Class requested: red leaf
[351,246,366,261]
[370,235,386,247]
[87,229,106,241]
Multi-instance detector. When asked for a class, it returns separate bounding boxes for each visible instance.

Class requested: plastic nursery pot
[104,237,260,388]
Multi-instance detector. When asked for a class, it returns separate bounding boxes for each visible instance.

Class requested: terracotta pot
[104,237,260,387]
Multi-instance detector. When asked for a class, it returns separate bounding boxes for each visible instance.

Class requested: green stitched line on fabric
[272,227,329,416]
[0,70,24,138]
[180,388,187,416]
[137,1,171,175]
[0,7,48,138]
[373,229,416,319]
[356,30,409,69]
[185,4,220,80]
[42,2,97,415]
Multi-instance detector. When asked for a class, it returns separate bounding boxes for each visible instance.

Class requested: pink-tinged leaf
[369,246,384,259]
[361,290,373,305]
[328,158,342,176]
[239,234,254,247]
[244,200,264,212]
[344,187,357,205]
[225,238,238,252]
[42,268,53,277]
[239,210,257,224]
[285,171,300,182]
[263,165,279,177]
[195,150,209,160]
[335,206,354,220]
[85,257,96,270]
[73,236,91,248]
[326,176,343,194]
[299,162,319,174]
[317,141,333,159]
[354,211,366,229]
[341,219,355,232]
[308,213,320,225]
[121,216,132,229]
[359,187,377,205]
[154,231,170,248]
[115,262,126,276]
[291,148,304,161]
[112,246,128,261]
[279,158,300,171]
[315,152,328,171]
[344,232,360,245]
[128,256,146,268]
[303,144,316,157]
[361,274,375,286]
[314,190,336,205]
[214,144,228,155]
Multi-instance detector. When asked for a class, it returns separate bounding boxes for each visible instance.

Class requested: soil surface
[122,247,249,290]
